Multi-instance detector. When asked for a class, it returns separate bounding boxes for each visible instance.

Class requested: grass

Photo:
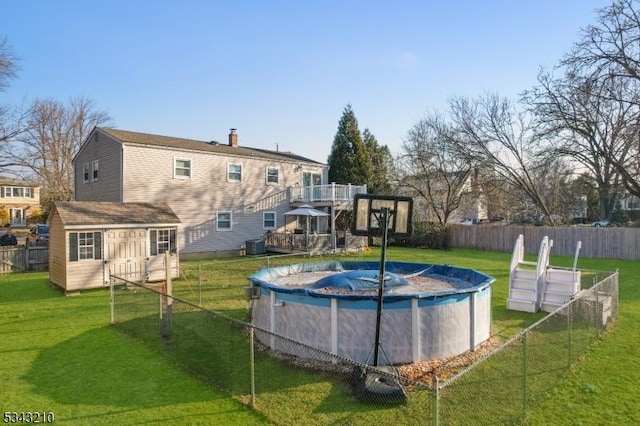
[0,272,266,425]
[1,247,638,425]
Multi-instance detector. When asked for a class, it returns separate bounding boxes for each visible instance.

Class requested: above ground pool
[249,261,494,365]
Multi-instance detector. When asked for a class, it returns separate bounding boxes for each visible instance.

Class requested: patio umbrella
[283,204,329,235]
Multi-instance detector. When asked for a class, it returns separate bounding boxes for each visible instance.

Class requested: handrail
[290,183,368,203]
[509,234,524,275]
[535,237,552,310]
[572,240,582,281]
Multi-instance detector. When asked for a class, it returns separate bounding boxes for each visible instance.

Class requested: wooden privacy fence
[449,224,640,260]
[0,246,48,273]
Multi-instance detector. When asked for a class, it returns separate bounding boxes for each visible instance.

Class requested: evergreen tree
[327,104,372,186]
[362,128,393,194]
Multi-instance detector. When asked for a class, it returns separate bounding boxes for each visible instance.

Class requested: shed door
[104,229,149,282]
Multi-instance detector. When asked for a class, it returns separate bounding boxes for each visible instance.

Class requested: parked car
[28,224,49,242]
[592,219,610,227]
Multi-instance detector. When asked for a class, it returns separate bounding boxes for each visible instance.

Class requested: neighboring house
[48,201,181,292]
[73,127,366,257]
[0,178,41,227]
[401,168,488,224]
[620,194,640,211]
[453,169,488,223]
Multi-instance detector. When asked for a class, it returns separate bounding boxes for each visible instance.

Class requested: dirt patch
[396,337,502,384]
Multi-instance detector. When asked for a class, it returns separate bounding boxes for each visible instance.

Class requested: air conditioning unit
[246,239,266,255]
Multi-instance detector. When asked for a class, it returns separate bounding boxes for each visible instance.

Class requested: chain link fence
[110,253,617,425]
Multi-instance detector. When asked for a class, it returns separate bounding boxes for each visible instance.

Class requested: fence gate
[0,247,27,273]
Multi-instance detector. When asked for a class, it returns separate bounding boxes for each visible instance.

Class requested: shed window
[69,232,102,261]
[150,229,176,255]
[83,163,90,183]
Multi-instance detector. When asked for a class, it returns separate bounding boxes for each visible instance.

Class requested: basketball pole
[373,207,390,367]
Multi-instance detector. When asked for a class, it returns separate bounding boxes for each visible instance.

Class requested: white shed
[48,201,181,292]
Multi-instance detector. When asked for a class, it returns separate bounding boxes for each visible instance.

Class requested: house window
[227,163,242,182]
[263,211,276,229]
[266,167,279,184]
[83,163,90,183]
[217,211,232,231]
[174,158,191,179]
[150,229,176,255]
[68,232,102,261]
[92,160,99,181]
[24,187,33,198]
[3,186,24,198]
[302,172,322,186]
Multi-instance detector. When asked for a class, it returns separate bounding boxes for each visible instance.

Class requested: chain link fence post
[250,326,256,408]
[432,375,439,426]
[522,331,528,420]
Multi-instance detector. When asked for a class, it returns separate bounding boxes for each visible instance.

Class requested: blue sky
[2,1,610,163]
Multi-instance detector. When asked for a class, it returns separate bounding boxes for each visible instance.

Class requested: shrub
[0,207,9,226]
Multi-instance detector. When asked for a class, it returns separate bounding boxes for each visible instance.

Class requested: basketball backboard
[350,194,413,237]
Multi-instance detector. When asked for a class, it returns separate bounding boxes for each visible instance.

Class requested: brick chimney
[228,128,238,147]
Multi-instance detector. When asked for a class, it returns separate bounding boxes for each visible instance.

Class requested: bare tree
[0,36,30,155]
[524,69,638,218]
[0,36,18,91]
[399,113,476,230]
[4,97,112,210]
[564,0,640,86]
[448,93,559,224]
[561,0,640,199]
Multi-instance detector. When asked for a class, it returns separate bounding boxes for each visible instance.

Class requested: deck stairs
[507,235,553,313]
[540,241,582,313]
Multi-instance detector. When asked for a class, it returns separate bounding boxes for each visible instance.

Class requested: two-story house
[73,127,367,258]
[0,178,41,227]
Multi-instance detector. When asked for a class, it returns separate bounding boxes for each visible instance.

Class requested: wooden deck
[265,232,367,253]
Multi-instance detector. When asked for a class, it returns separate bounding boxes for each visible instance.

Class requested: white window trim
[78,231,95,261]
[263,211,276,230]
[156,229,171,254]
[266,166,279,185]
[92,160,99,181]
[227,163,242,182]
[83,163,90,183]
[216,211,233,231]
[174,157,192,179]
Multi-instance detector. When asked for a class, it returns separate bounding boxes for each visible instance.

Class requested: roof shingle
[100,128,323,164]
[53,201,181,226]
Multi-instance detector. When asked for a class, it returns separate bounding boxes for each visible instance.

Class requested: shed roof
[53,201,181,226]
[99,127,324,165]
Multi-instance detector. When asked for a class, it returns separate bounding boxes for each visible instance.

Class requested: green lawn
[0,273,266,425]
[1,247,638,425]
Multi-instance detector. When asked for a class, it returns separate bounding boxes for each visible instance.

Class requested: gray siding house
[73,127,366,257]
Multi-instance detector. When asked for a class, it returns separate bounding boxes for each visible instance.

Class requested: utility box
[246,239,266,255]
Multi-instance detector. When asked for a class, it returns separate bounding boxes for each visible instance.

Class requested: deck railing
[265,231,367,253]
[290,183,367,203]
[265,233,331,252]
